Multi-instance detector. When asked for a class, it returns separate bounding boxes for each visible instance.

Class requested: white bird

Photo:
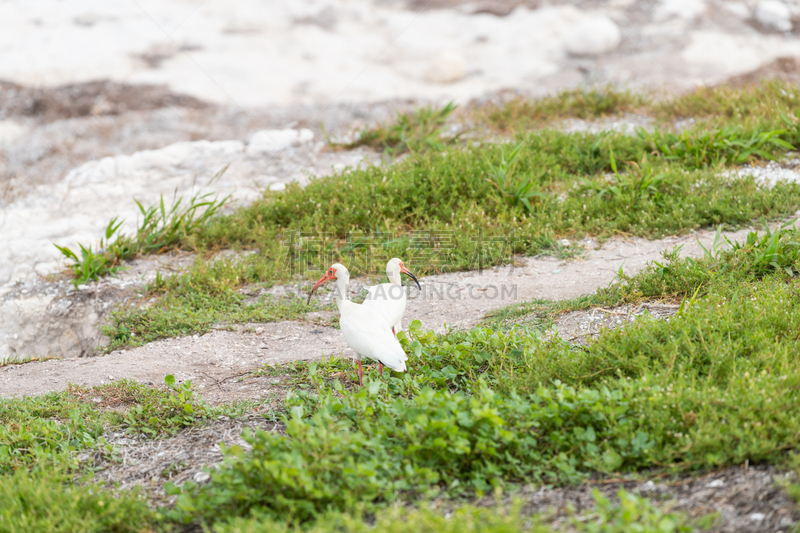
[307,263,407,386]
[362,258,421,338]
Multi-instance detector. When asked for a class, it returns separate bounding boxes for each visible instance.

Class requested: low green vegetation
[475,85,649,131]
[159,223,800,530]
[0,468,156,533]
[330,102,459,156]
[102,259,325,350]
[49,81,800,347]
[0,375,225,472]
[55,189,228,287]
[477,79,800,132]
[102,125,800,346]
[210,489,699,533]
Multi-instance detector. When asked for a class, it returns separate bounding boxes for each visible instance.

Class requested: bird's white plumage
[362,258,407,333]
[325,263,408,372]
[339,300,407,371]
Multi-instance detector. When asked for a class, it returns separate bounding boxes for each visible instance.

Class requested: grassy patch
[0,354,57,368]
[474,86,649,132]
[210,489,700,533]
[476,79,800,133]
[14,219,799,531]
[55,190,228,287]
[101,256,323,350]
[105,128,800,342]
[99,125,800,346]
[48,81,800,347]
[0,468,156,533]
[329,102,459,156]
[0,375,220,471]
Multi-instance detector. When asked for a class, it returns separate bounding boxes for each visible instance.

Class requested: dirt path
[0,223,770,400]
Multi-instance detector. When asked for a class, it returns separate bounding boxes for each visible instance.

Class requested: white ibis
[362,258,421,338]
[307,263,407,386]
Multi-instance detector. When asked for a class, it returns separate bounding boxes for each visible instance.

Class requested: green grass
[55,189,228,288]
[23,79,800,531]
[0,354,57,368]
[476,79,800,133]
[0,467,157,533]
[329,102,459,156]
[0,470,701,533]
[210,489,701,533]
[474,86,649,132]
[44,81,800,347]
[14,218,800,531]
[101,256,326,350]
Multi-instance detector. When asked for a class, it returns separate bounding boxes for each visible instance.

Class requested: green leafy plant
[53,217,125,287]
[54,190,228,287]
[117,375,210,436]
[484,141,546,212]
[576,489,694,533]
[642,126,793,168]
[130,190,229,255]
[578,151,667,208]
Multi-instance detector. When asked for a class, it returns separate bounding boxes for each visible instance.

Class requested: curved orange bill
[400,265,421,290]
[307,271,336,305]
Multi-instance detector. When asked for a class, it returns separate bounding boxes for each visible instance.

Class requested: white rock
[654,0,708,21]
[564,16,621,56]
[193,471,211,483]
[721,1,751,18]
[246,129,303,155]
[749,512,765,522]
[268,182,286,192]
[297,128,314,143]
[755,0,793,32]
[424,51,466,84]
[0,119,28,144]
[558,239,571,247]
[706,479,725,488]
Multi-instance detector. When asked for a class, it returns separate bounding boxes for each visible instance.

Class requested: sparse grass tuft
[0,354,57,368]
[55,189,228,287]
[330,102,459,156]
[476,86,649,132]
[477,79,800,133]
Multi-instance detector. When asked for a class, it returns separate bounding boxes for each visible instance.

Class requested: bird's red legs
[357,359,364,387]
[392,327,396,338]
